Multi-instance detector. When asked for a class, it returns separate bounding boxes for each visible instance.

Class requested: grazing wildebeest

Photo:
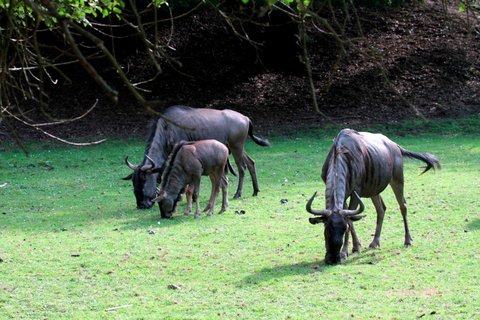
[307,128,441,265]
[152,139,235,219]
[123,106,271,209]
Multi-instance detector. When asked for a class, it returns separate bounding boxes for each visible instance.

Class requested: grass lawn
[1,117,479,319]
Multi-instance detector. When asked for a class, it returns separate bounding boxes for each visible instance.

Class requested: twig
[105,304,133,312]
[4,108,106,146]
[25,99,99,127]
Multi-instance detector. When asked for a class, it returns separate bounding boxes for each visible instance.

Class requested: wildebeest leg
[369,195,386,248]
[192,177,202,219]
[341,226,350,260]
[219,175,229,214]
[231,146,246,199]
[243,152,259,196]
[204,175,220,216]
[183,185,193,215]
[390,180,412,247]
[347,196,362,254]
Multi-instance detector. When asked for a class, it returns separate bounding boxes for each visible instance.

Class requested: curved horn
[340,191,365,216]
[145,155,156,169]
[306,191,332,216]
[124,156,139,171]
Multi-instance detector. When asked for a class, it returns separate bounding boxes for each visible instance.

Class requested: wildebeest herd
[123,105,441,264]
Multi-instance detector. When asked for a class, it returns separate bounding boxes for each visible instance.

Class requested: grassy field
[1,118,479,319]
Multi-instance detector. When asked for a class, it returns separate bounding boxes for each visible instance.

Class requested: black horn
[306,191,332,216]
[125,156,139,170]
[340,191,365,216]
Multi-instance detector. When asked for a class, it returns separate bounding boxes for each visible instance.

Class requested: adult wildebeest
[307,129,440,265]
[152,140,234,219]
[123,106,271,209]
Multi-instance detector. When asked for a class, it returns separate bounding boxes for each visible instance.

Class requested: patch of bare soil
[5,1,480,141]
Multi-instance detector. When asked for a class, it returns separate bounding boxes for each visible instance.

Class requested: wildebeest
[152,139,235,219]
[307,129,441,264]
[123,106,271,209]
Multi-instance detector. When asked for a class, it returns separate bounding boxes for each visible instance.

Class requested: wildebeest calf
[152,140,235,219]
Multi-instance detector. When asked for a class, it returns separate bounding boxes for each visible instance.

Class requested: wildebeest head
[307,191,365,265]
[123,156,161,209]
[152,190,183,219]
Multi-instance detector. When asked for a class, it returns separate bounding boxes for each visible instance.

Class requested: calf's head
[123,156,161,209]
[152,190,182,219]
[307,191,364,265]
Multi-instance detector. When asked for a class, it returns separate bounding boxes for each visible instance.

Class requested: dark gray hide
[307,128,440,264]
[123,106,270,209]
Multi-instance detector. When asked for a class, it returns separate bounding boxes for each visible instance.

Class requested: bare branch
[4,107,107,146]
[24,99,99,127]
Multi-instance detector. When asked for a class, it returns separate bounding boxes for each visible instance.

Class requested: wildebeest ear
[152,191,166,203]
[309,217,327,225]
[122,173,134,180]
[349,215,365,222]
[150,167,163,174]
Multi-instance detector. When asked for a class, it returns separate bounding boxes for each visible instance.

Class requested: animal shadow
[466,218,480,231]
[240,260,329,286]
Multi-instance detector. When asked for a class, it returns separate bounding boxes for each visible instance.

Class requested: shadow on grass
[0,204,197,232]
[240,260,329,285]
[240,249,389,285]
[117,209,201,230]
[466,218,480,231]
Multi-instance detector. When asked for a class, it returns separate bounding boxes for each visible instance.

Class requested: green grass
[1,117,479,319]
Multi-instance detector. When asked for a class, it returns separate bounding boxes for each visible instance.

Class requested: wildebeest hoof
[233,192,242,199]
[183,210,191,215]
[369,242,380,249]
[404,243,412,248]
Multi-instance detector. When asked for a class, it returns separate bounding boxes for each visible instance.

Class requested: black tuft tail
[400,148,441,174]
[248,121,271,147]
[225,159,237,177]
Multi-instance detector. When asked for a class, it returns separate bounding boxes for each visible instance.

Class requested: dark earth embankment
[5,1,480,142]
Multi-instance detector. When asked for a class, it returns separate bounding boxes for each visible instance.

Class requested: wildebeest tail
[248,121,271,146]
[400,148,441,174]
[225,159,237,177]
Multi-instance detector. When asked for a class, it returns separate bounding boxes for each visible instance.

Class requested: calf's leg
[192,178,202,219]
[182,185,193,215]
[219,175,229,214]
[204,174,221,216]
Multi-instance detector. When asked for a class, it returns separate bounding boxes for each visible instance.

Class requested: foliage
[0,0,126,27]
[0,0,179,148]
[1,118,479,319]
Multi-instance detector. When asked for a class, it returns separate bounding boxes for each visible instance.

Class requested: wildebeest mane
[160,141,195,190]
[144,119,158,155]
